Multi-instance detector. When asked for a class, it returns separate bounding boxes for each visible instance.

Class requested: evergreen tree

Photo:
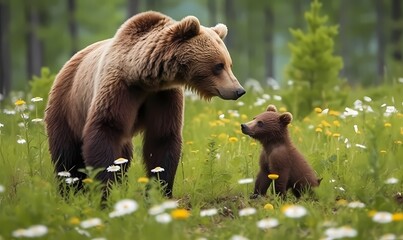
[285,0,343,117]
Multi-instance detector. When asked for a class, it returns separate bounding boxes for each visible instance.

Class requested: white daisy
[148,205,165,215]
[256,218,279,229]
[372,211,393,224]
[200,208,218,217]
[238,178,254,184]
[31,97,43,102]
[106,165,120,172]
[57,171,71,177]
[23,225,48,238]
[109,199,138,218]
[80,218,102,229]
[239,207,257,217]
[347,201,366,209]
[0,184,5,193]
[155,213,172,224]
[113,158,129,165]
[65,177,79,184]
[282,205,308,218]
[162,200,178,210]
[230,235,249,240]
[151,167,165,173]
[385,177,399,184]
[31,118,43,123]
[17,138,26,144]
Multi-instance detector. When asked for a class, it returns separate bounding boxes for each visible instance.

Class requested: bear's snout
[241,123,250,135]
[236,88,246,99]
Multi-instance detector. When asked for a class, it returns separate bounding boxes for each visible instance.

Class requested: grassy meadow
[0,83,402,240]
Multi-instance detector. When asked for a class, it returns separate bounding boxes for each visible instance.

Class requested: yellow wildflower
[395,141,402,145]
[314,107,322,113]
[220,118,230,124]
[241,114,248,120]
[82,178,93,184]
[392,213,403,221]
[137,177,149,183]
[384,123,392,127]
[264,203,274,210]
[321,120,331,128]
[333,120,340,127]
[228,137,238,143]
[15,99,26,106]
[279,107,287,112]
[303,117,311,123]
[380,150,387,154]
[315,127,323,133]
[171,209,191,220]
[218,133,228,140]
[268,174,279,180]
[332,133,340,138]
[234,129,242,135]
[250,142,257,146]
[69,217,80,225]
[186,141,193,145]
[367,210,377,217]
[336,199,348,206]
[325,130,332,136]
[209,121,217,127]
[329,110,340,116]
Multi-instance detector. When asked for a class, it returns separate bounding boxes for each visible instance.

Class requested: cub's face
[171,16,245,100]
[241,105,292,141]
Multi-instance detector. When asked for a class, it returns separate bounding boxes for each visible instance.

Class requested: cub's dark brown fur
[241,105,320,198]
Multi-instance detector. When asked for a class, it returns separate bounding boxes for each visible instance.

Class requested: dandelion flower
[238,178,254,184]
[151,166,165,173]
[155,213,172,224]
[256,218,279,229]
[0,184,5,193]
[137,177,149,183]
[384,122,392,127]
[106,165,121,172]
[109,199,138,218]
[315,127,323,133]
[372,211,393,224]
[282,205,307,218]
[17,138,26,144]
[392,213,403,221]
[80,218,102,229]
[314,107,322,113]
[347,201,366,208]
[268,174,279,180]
[200,208,218,217]
[332,133,341,138]
[239,207,257,217]
[228,137,238,143]
[264,203,274,210]
[336,199,348,206]
[250,142,257,146]
[385,177,399,184]
[114,157,129,164]
[171,208,191,220]
[57,171,71,177]
[380,150,387,154]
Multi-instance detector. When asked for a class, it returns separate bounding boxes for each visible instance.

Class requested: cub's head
[241,105,293,143]
[170,16,245,100]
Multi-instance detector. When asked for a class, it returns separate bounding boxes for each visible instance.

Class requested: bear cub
[241,104,320,198]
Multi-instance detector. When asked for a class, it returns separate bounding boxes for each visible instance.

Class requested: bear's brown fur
[45,11,245,197]
[241,105,319,198]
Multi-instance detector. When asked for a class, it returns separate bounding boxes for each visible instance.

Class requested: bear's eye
[257,121,264,127]
[213,63,225,75]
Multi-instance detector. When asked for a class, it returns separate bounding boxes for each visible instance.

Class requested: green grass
[0,85,402,240]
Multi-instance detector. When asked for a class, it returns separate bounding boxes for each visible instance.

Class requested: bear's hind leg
[142,89,183,198]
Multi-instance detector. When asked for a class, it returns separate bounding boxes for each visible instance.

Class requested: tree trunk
[25,3,43,80]
[224,0,236,49]
[67,0,78,56]
[263,3,275,79]
[339,0,351,83]
[0,2,11,100]
[128,0,139,18]
[207,0,217,26]
[391,0,402,61]
[375,0,385,84]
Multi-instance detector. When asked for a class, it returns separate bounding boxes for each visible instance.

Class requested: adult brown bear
[45,11,245,197]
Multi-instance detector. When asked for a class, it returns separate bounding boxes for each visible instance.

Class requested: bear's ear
[266,105,277,112]
[211,23,228,40]
[279,113,293,125]
[171,16,200,41]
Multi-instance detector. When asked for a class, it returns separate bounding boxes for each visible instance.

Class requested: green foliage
[285,0,344,118]
[0,84,402,239]
[29,67,55,113]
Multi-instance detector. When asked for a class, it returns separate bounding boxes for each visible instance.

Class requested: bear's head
[169,16,245,100]
[241,104,293,144]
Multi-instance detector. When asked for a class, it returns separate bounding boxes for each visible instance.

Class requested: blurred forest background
[0,0,402,100]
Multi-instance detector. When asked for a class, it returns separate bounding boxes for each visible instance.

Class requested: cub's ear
[171,16,200,41]
[279,112,293,125]
[266,105,277,112]
[211,23,228,39]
